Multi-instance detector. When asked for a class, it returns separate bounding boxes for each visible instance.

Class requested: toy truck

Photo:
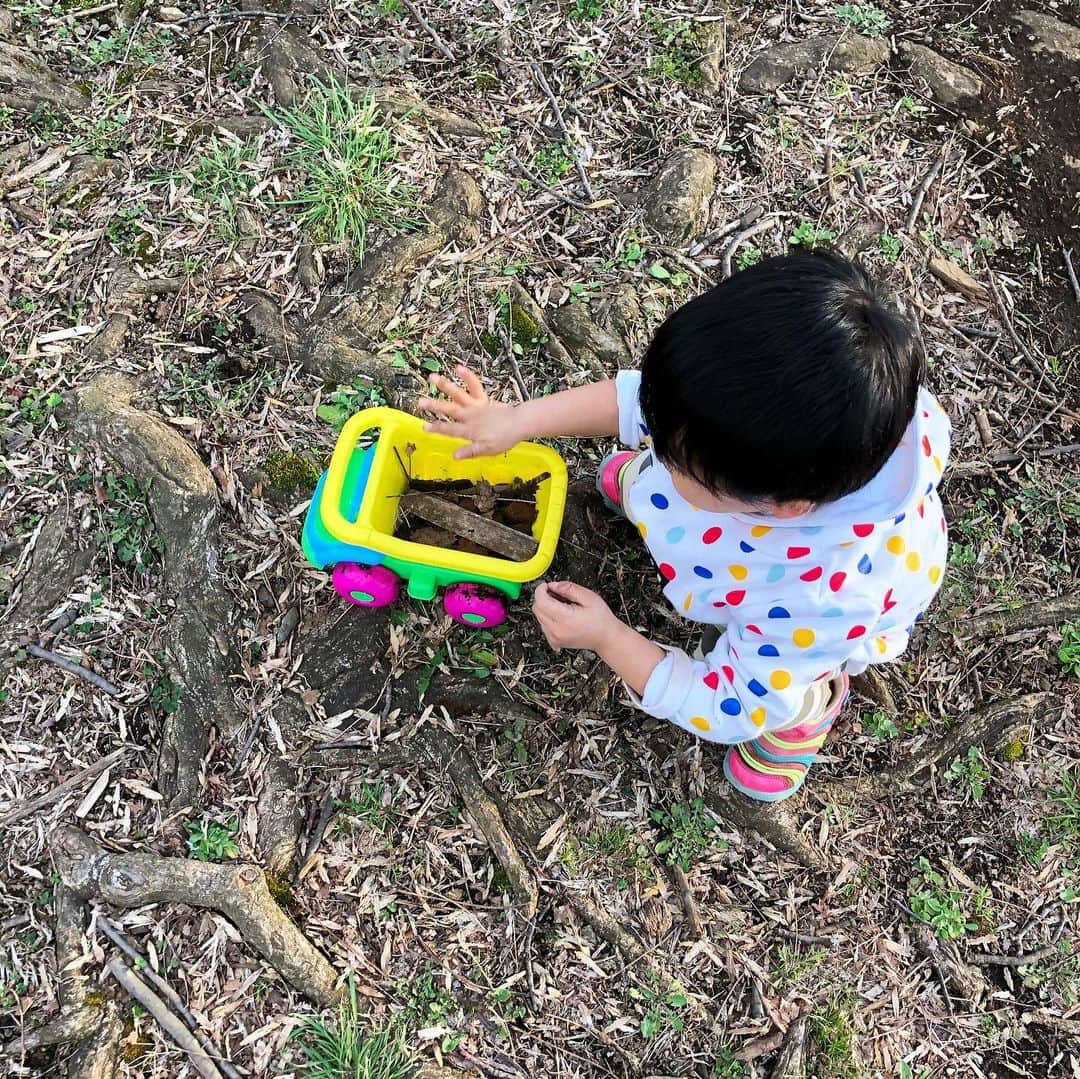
[302,407,568,628]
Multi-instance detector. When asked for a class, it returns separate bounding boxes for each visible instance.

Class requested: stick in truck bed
[398,492,539,561]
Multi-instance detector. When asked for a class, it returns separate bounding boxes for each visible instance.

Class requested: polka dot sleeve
[627,597,880,743]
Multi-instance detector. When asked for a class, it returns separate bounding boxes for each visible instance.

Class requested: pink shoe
[723,674,850,801]
[597,451,638,516]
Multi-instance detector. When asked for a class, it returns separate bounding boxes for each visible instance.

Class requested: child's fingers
[456,365,485,399]
[424,419,467,439]
[418,397,462,420]
[429,372,474,407]
[545,580,590,605]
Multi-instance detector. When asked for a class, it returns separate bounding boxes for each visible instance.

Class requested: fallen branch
[399,492,537,561]
[529,62,595,202]
[52,825,341,1007]
[967,943,1060,968]
[105,959,226,1079]
[95,916,242,1079]
[26,643,120,696]
[720,216,779,279]
[0,748,127,828]
[769,1015,810,1079]
[1062,246,1080,304]
[905,156,943,233]
[669,863,704,940]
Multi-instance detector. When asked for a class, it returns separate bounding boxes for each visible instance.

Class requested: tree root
[769,1015,810,1079]
[51,825,341,1008]
[0,41,88,113]
[941,593,1080,639]
[414,726,539,917]
[818,692,1059,804]
[703,782,825,870]
[72,376,242,808]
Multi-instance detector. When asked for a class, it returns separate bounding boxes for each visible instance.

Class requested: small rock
[643,148,717,245]
[1011,10,1080,61]
[595,282,644,348]
[739,33,890,94]
[900,42,983,108]
[550,304,631,372]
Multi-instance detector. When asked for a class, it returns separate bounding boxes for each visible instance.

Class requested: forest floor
[1,1,1079,1077]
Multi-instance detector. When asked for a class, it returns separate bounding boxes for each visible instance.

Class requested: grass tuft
[271,76,417,259]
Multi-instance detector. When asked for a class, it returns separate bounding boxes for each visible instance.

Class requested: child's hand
[533,581,620,652]
[418,365,523,460]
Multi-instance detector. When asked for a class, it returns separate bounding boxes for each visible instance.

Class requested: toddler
[419,253,950,801]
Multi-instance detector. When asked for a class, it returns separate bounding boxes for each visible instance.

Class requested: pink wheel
[332,563,400,608]
[443,584,508,628]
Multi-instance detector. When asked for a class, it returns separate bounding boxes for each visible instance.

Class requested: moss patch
[262,449,319,494]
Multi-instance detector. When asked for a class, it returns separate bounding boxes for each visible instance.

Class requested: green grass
[270,76,417,259]
[294,980,417,1079]
[909,857,976,940]
[336,781,397,836]
[772,944,827,988]
[185,817,239,861]
[835,3,891,36]
[649,798,721,871]
[568,0,607,20]
[1057,622,1080,677]
[190,137,261,211]
[1047,767,1080,848]
[810,994,861,1078]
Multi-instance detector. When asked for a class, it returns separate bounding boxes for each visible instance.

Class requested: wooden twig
[398,492,538,561]
[967,944,1060,968]
[670,863,705,940]
[1062,246,1080,303]
[983,262,1056,389]
[106,959,226,1079]
[0,749,126,828]
[687,206,762,256]
[95,917,242,1079]
[905,156,943,233]
[529,63,596,201]
[400,0,456,61]
[507,152,593,211]
[297,786,339,879]
[27,643,120,696]
[721,216,779,279]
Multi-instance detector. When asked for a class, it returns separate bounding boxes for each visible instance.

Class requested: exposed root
[944,593,1080,638]
[0,41,88,113]
[848,667,897,715]
[51,825,341,1008]
[415,726,538,917]
[72,376,241,808]
[83,269,185,364]
[703,782,825,870]
[817,692,1060,803]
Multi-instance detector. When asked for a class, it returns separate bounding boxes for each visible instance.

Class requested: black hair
[638,251,925,505]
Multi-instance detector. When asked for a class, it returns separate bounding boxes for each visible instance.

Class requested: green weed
[13,386,64,428]
[645,15,703,85]
[735,245,762,271]
[650,798,720,871]
[396,968,460,1053]
[317,380,387,430]
[909,857,976,940]
[1057,622,1080,677]
[789,221,837,249]
[630,977,688,1040]
[569,0,607,21]
[94,475,163,574]
[713,1046,748,1078]
[772,944,827,988]
[1017,829,1050,866]
[186,817,239,861]
[530,141,576,185]
[271,76,417,258]
[294,979,416,1079]
[944,746,991,800]
[877,231,902,262]
[863,710,899,739]
[899,95,928,116]
[835,3,891,36]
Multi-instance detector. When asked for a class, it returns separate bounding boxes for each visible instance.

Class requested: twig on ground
[967,944,1060,967]
[983,261,1056,389]
[400,0,456,61]
[297,786,339,879]
[1062,246,1080,303]
[905,156,944,233]
[106,959,226,1079]
[669,863,705,940]
[27,643,120,696]
[529,63,596,201]
[687,206,762,256]
[720,216,779,279]
[0,749,127,828]
[507,152,594,211]
[95,916,242,1079]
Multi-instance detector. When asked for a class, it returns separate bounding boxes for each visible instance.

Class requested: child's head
[639,251,925,514]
